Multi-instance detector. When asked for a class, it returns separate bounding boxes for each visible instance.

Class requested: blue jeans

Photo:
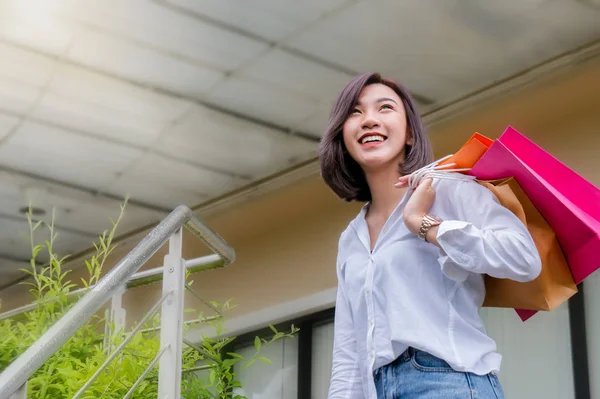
[374,348,505,398]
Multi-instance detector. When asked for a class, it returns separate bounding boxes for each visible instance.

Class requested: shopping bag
[480,178,578,310]
[440,133,494,169]
[470,126,600,321]
[471,126,600,284]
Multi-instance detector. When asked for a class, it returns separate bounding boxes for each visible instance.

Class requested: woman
[318,72,541,399]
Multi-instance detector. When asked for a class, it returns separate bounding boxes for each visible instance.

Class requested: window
[230,297,591,398]
[311,322,334,398]
[585,271,600,398]
[233,332,298,399]
[480,305,574,398]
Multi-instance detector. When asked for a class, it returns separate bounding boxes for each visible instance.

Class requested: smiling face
[342,83,413,173]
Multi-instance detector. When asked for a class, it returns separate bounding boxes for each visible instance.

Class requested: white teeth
[361,135,385,144]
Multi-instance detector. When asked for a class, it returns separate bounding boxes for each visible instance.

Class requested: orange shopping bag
[480,178,577,311]
[440,133,494,169]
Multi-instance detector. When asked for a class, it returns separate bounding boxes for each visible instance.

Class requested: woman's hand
[399,177,436,235]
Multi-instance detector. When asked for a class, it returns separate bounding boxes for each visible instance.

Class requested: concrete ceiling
[1,0,599,287]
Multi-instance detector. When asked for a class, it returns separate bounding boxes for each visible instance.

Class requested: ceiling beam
[422,39,600,127]
[152,0,435,106]
[0,164,172,214]
[0,39,321,144]
[0,252,30,263]
[0,253,30,291]
[576,0,600,11]
[0,107,253,181]
[0,213,98,238]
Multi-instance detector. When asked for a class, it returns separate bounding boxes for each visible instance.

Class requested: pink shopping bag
[470,126,600,321]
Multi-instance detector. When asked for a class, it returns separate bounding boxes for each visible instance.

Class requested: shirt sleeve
[328,256,363,399]
[434,178,542,283]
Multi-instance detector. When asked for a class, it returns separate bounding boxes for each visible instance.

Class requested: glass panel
[584,270,600,399]
[234,337,298,399]
[312,322,335,399]
[480,303,574,398]
[306,306,577,399]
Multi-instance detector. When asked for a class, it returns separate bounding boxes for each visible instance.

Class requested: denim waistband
[374,347,414,377]
[397,347,415,363]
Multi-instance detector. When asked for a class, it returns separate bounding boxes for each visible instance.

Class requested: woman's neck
[365,165,407,217]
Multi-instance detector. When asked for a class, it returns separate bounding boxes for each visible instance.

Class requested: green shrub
[0,203,296,398]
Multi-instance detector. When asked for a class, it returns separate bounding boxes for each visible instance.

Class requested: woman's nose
[361,113,380,129]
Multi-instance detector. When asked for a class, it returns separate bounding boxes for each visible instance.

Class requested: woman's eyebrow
[376,97,398,104]
[355,97,398,106]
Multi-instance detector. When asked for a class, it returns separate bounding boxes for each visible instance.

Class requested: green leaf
[257,356,272,364]
[242,359,256,370]
[33,244,44,258]
[32,219,44,231]
[254,336,261,352]
[222,358,240,369]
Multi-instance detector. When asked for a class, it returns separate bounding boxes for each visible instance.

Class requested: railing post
[0,206,235,399]
[103,285,127,353]
[158,227,185,399]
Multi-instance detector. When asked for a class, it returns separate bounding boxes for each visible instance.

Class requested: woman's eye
[380,104,394,110]
[351,108,362,114]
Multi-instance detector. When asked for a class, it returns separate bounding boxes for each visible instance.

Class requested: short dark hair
[318,72,434,202]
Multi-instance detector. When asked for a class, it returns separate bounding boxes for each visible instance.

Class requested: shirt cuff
[436,220,476,282]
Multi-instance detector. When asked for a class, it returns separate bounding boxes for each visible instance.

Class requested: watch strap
[417,214,442,242]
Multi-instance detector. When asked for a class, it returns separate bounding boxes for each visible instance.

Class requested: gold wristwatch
[417,214,442,242]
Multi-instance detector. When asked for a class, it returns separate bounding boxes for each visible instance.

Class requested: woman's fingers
[394,175,410,188]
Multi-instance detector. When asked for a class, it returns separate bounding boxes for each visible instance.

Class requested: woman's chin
[358,155,398,172]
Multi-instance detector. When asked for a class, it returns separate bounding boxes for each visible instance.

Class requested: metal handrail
[0,253,225,322]
[0,205,235,399]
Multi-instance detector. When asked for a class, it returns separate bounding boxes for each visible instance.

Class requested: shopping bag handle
[406,155,476,189]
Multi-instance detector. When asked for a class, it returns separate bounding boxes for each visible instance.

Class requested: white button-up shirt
[327,178,542,399]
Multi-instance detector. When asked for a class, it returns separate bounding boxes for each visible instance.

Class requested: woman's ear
[406,130,414,146]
